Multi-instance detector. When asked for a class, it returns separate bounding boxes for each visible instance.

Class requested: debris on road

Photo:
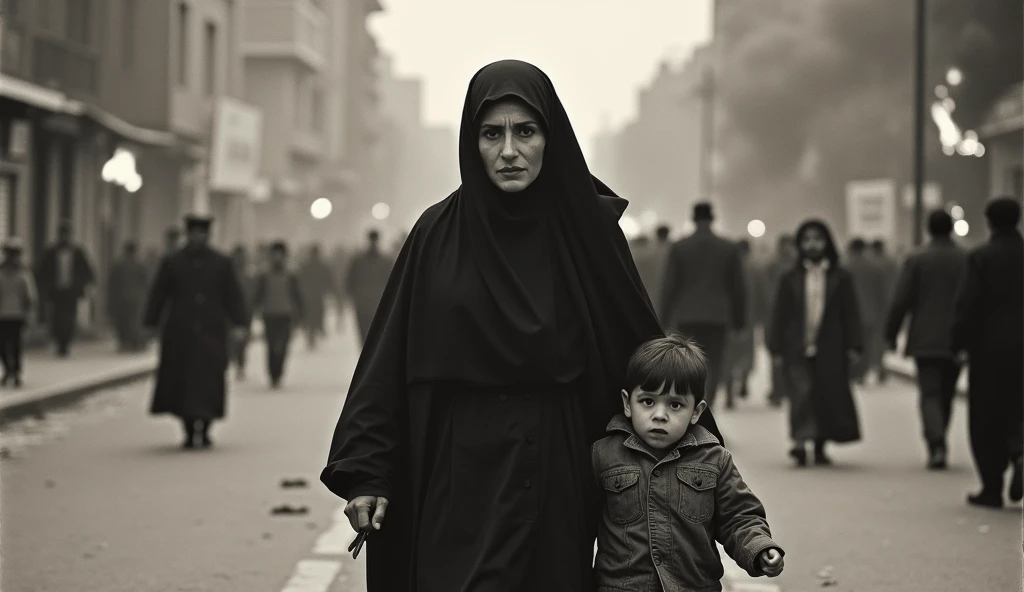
[271,504,309,516]
[280,478,309,489]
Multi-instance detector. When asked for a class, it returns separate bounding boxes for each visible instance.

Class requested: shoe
[789,446,808,467]
[967,490,1003,509]
[739,382,749,399]
[814,441,832,466]
[1010,457,1023,502]
[927,448,948,470]
[200,434,213,448]
[1,374,9,387]
[13,375,22,388]
[182,437,195,449]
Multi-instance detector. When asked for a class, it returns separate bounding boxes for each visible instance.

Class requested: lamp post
[912,0,927,246]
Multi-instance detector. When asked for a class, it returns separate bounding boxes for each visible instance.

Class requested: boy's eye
[639,398,654,406]
[670,402,684,410]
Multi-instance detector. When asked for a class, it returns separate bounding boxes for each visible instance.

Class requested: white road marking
[279,559,343,592]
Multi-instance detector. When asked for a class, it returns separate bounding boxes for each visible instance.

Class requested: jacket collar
[605,413,719,460]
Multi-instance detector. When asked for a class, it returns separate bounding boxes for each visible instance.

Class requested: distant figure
[885,210,967,470]
[107,241,150,352]
[868,239,898,382]
[660,203,746,408]
[36,219,95,357]
[845,238,886,384]
[769,219,862,467]
[0,238,36,387]
[345,230,394,345]
[230,245,256,380]
[763,234,797,406]
[952,197,1023,509]
[297,244,336,350]
[143,215,248,449]
[633,224,672,320]
[253,242,304,388]
[330,245,353,331]
[724,239,760,407]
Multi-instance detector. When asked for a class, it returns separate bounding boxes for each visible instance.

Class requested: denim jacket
[592,414,782,592]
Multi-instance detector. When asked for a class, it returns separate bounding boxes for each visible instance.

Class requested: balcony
[242,0,327,71]
[31,36,98,98]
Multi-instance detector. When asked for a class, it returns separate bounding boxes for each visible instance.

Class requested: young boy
[593,333,784,591]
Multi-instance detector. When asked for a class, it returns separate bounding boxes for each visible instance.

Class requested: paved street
[1,323,1020,592]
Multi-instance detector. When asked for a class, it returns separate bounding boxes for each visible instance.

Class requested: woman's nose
[500,132,518,159]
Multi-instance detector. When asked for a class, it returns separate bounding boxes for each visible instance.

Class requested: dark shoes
[1010,457,1023,503]
[789,446,808,467]
[813,441,832,466]
[967,490,1003,509]
[927,445,948,470]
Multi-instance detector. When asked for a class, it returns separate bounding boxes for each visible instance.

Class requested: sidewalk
[0,339,157,424]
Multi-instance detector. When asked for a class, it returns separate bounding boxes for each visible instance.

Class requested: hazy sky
[368,0,712,157]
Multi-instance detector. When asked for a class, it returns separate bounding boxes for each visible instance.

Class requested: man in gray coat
[659,203,746,408]
[885,210,967,469]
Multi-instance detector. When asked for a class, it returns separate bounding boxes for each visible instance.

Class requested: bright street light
[311,198,333,220]
[372,202,390,221]
[619,215,640,239]
[950,205,964,220]
[954,220,969,237]
[946,67,963,87]
[747,219,766,238]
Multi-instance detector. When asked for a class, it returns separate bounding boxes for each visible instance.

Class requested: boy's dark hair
[625,333,708,402]
[927,210,954,236]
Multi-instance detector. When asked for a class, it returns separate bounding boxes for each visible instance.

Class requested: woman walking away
[0,238,36,387]
[320,59,722,592]
[768,219,863,466]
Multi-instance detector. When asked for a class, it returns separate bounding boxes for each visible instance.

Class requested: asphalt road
[1,326,1020,592]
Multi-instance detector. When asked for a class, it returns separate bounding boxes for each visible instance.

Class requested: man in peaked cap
[143,214,249,449]
[35,219,96,357]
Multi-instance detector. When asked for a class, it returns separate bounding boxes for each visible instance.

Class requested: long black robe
[321,60,722,591]
[144,246,248,419]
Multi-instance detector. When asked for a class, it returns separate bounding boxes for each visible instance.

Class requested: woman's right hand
[345,496,389,532]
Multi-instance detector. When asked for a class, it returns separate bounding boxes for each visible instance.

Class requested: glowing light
[942,145,956,156]
[974,144,986,157]
[946,67,963,87]
[101,147,142,192]
[747,219,766,238]
[954,220,969,237]
[619,215,640,239]
[942,97,956,112]
[639,210,658,228]
[950,205,964,220]
[371,202,390,221]
[931,102,962,149]
[934,85,949,99]
[310,198,333,220]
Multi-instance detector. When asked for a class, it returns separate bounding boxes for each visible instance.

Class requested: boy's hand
[758,548,784,577]
[344,495,388,532]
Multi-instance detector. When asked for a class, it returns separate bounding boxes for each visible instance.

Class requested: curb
[0,363,157,426]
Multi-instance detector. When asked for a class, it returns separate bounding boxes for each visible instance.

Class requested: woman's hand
[344,495,388,532]
[758,548,784,577]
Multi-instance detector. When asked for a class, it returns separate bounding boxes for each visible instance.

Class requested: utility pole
[912,0,927,246]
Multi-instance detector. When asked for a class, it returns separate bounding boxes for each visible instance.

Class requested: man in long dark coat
[869,239,898,382]
[36,220,95,356]
[297,243,335,350]
[143,215,248,449]
[846,238,887,384]
[660,203,746,408]
[345,230,394,346]
[762,234,797,406]
[884,210,967,470]
[107,241,150,352]
[952,196,1023,508]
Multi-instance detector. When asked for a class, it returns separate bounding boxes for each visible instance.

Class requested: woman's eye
[483,130,500,140]
[519,128,534,137]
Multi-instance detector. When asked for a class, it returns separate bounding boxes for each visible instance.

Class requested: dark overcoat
[768,265,863,443]
[143,246,248,419]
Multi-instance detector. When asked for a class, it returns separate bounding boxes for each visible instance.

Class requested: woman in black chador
[321,60,723,591]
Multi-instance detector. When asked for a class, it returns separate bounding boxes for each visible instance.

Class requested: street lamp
[372,202,390,221]
[747,219,766,238]
[946,67,963,87]
[310,198,332,220]
[954,220,969,237]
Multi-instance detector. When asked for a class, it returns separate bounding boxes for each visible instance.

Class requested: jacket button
[695,478,703,486]
[499,394,508,403]
[653,470,661,478]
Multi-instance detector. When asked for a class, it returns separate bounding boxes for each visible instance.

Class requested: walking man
[846,239,887,384]
[346,230,395,346]
[252,242,304,388]
[297,244,334,350]
[107,241,150,352]
[143,215,248,449]
[868,239,898,382]
[36,220,95,356]
[763,234,797,406]
[229,246,255,380]
[0,238,36,387]
[952,197,1023,508]
[660,202,746,408]
[633,224,672,321]
[885,211,967,469]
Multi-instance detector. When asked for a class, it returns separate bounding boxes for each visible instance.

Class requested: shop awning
[979,81,1024,139]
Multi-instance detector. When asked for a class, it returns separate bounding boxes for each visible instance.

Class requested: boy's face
[621,382,707,451]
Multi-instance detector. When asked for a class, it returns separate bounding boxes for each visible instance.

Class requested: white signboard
[845,179,896,241]
[209,97,263,193]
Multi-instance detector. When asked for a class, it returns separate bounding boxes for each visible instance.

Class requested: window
[177,2,189,87]
[122,0,135,68]
[66,0,92,45]
[204,22,217,96]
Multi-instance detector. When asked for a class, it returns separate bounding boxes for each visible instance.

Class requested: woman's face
[800,227,828,262]
[477,99,546,193]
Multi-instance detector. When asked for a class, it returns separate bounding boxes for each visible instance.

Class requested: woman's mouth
[498,167,525,175]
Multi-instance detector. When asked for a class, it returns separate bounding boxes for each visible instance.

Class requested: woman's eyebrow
[480,120,538,128]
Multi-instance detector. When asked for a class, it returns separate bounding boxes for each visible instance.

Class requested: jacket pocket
[676,464,717,523]
[600,467,643,525]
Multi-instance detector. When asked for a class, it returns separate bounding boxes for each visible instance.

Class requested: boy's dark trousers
[914,358,960,453]
[0,319,25,380]
[263,314,293,384]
